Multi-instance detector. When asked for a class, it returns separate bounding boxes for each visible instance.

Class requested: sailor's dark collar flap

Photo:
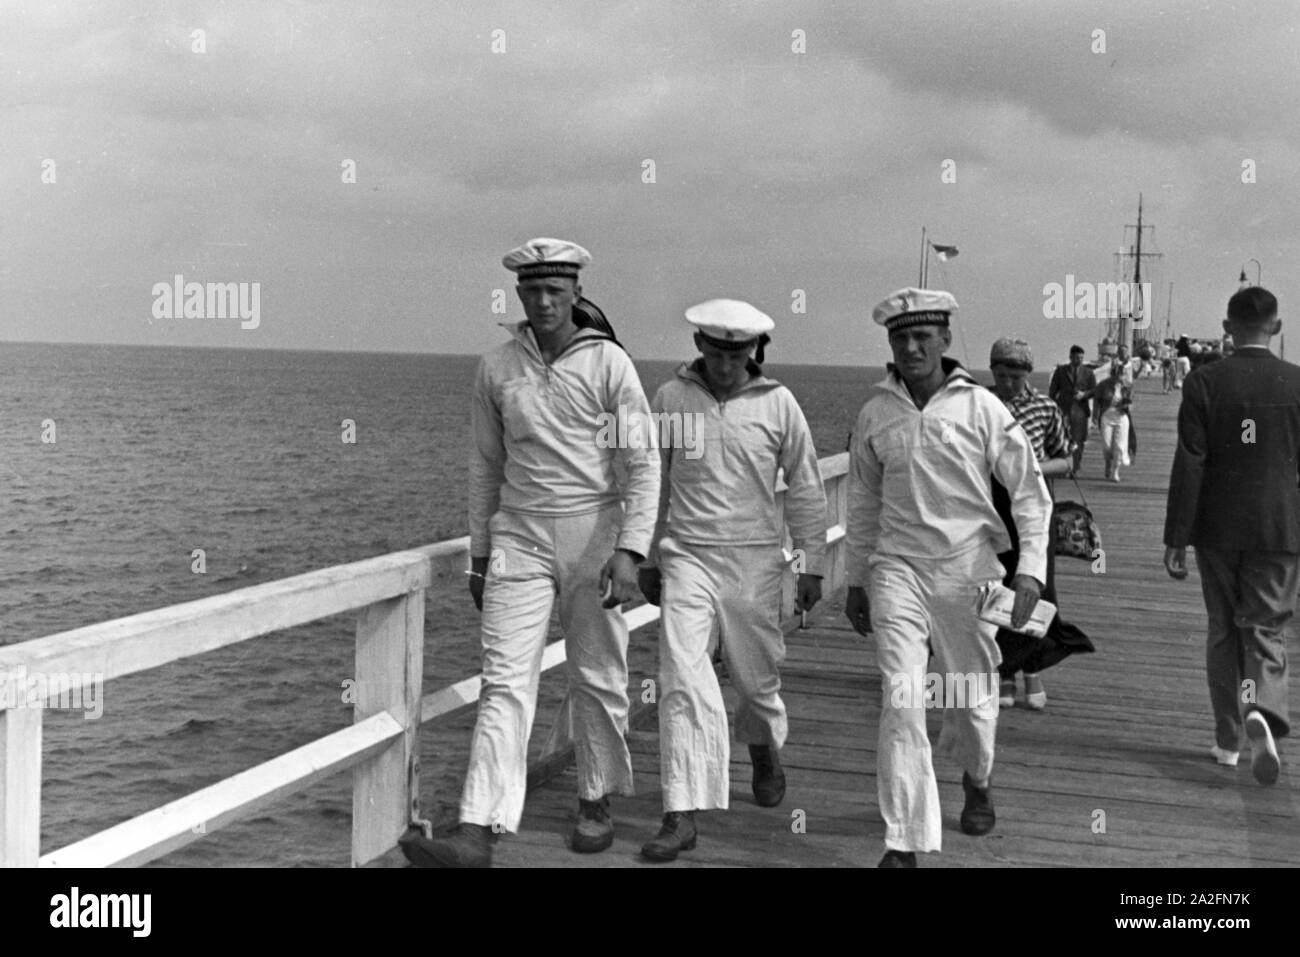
[678,358,779,397]
[885,356,972,384]
[507,321,624,359]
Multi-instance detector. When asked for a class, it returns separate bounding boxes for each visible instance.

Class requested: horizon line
[0,337,900,368]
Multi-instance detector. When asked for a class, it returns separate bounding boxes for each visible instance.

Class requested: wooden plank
[621,748,1296,820]
[416,537,471,582]
[41,712,403,868]
[352,593,424,867]
[0,548,442,695]
[515,753,1299,868]
[512,783,1300,867]
[0,707,42,867]
[825,468,848,588]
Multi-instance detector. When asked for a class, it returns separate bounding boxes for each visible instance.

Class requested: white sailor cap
[684,299,775,348]
[502,237,591,279]
[871,287,958,332]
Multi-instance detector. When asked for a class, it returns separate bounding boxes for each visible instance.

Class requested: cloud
[1,0,1297,364]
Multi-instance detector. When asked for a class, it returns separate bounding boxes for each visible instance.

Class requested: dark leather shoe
[399,823,492,868]
[749,744,787,807]
[641,811,698,862]
[878,849,917,868]
[960,772,995,836]
[571,797,615,853]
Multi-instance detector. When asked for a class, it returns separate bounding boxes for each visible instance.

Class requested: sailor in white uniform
[843,288,1052,868]
[401,238,660,867]
[637,300,827,861]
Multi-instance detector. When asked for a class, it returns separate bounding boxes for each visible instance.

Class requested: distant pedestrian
[1137,342,1156,378]
[1048,345,1096,475]
[1092,368,1133,483]
[1109,344,1136,386]
[1164,286,1299,786]
[1174,336,1192,389]
[1159,341,1175,393]
[988,338,1094,710]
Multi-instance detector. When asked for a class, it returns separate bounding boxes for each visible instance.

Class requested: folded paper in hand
[974,582,1056,638]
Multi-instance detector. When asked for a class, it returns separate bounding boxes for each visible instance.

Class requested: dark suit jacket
[1164,348,1300,552]
[1048,363,1096,419]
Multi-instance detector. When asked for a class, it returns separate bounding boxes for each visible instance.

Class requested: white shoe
[998,679,1015,709]
[1210,745,1239,767]
[1024,673,1047,710]
[1246,711,1280,785]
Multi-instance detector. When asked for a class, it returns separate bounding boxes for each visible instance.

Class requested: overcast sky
[3,0,1298,367]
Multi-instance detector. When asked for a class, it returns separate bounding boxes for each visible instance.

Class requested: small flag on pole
[931,243,959,262]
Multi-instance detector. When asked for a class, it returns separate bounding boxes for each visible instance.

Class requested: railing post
[1,707,42,867]
[776,485,796,620]
[351,590,424,866]
[828,471,847,593]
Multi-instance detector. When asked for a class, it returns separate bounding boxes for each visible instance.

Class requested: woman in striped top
[988,338,1095,710]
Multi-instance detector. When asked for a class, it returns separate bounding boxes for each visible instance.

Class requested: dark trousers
[1068,406,1089,471]
[1196,547,1297,746]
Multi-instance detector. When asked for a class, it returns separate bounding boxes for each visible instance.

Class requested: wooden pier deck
[404,377,1300,867]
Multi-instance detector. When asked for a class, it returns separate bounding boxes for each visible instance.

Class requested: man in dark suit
[1048,345,1096,474]
[1164,286,1300,786]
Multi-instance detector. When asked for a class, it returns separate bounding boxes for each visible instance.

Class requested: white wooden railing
[0,453,849,868]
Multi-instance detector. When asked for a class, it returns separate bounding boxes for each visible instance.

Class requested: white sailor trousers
[657,536,787,812]
[459,505,633,833]
[1100,408,1131,469]
[868,545,1004,853]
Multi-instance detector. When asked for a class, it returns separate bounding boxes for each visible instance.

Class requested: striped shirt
[998,385,1070,463]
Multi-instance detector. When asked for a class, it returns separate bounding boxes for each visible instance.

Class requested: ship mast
[1108,194,1161,358]
[918,226,927,287]
[1165,282,1173,343]
[1126,194,1142,355]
